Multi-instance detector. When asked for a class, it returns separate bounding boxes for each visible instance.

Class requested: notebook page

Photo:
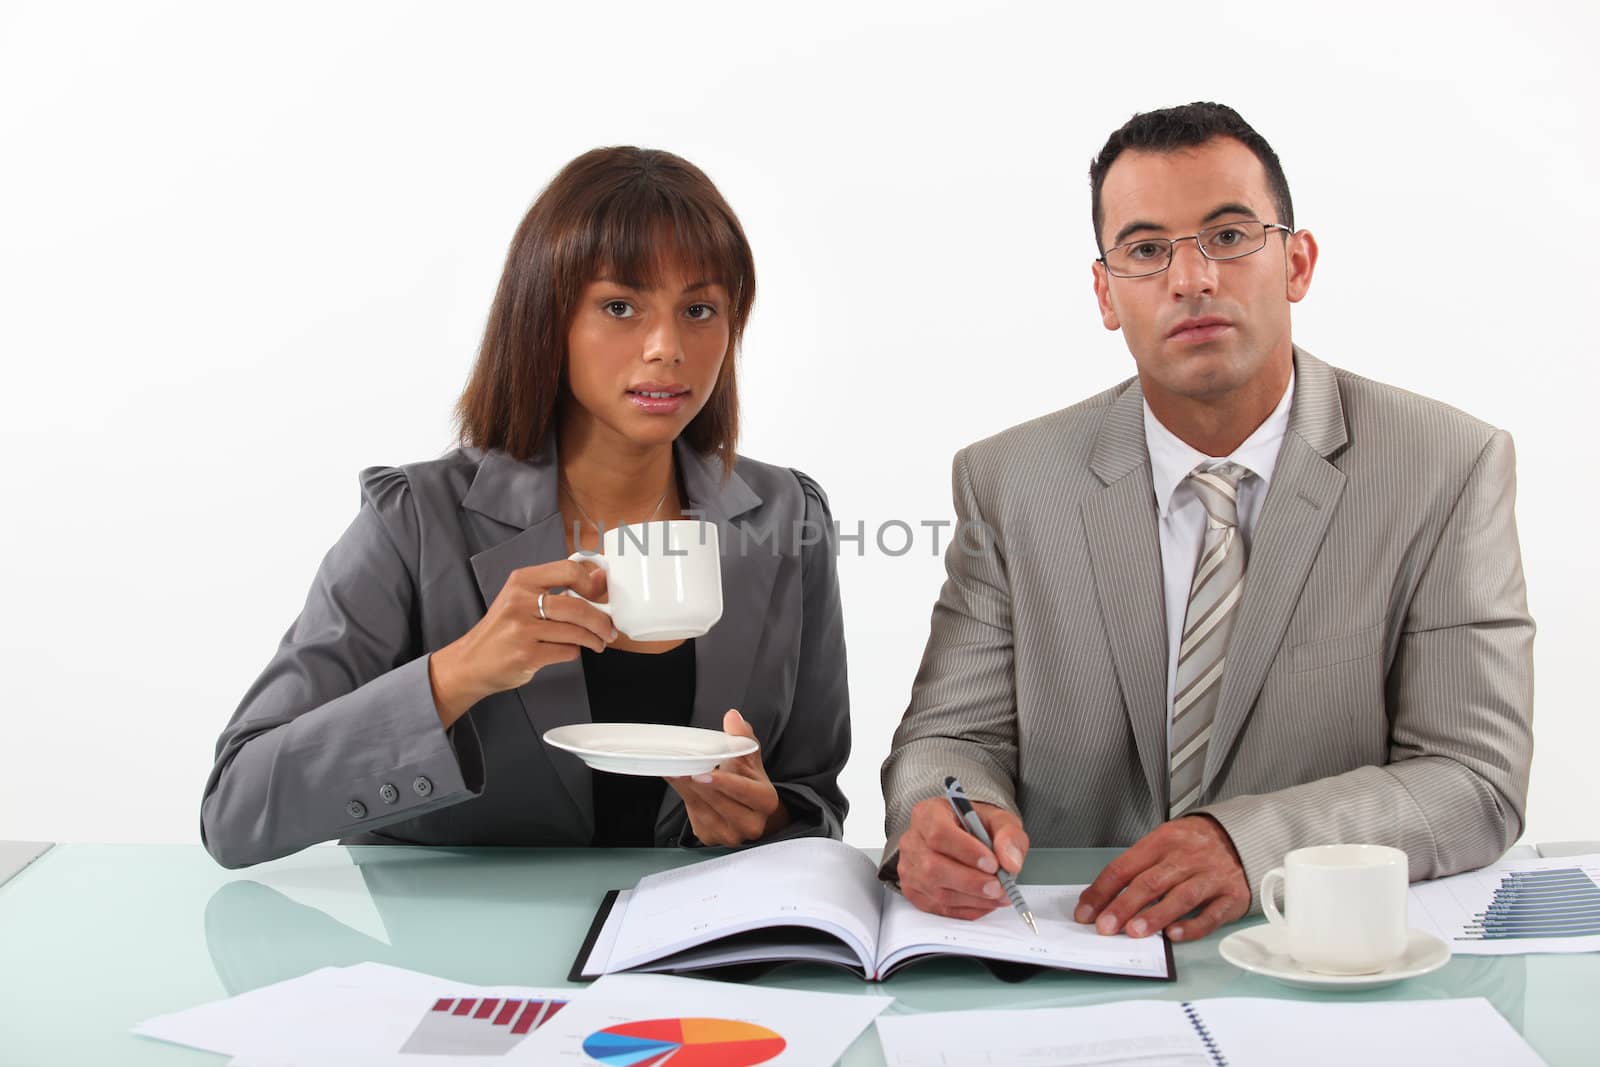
[579,890,861,977]
[876,884,1171,978]
[876,1001,1209,1066]
[606,837,882,972]
[1194,996,1544,1066]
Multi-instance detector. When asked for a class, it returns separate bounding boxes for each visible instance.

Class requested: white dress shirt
[1143,372,1295,743]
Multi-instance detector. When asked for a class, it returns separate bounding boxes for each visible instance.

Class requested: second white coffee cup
[1260,843,1409,975]
[562,520,723,641]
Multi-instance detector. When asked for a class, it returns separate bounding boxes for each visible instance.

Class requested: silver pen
[943,775,1038,935]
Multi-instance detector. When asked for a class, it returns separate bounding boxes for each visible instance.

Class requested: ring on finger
[537,591,548,620]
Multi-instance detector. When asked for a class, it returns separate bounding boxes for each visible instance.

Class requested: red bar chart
[398,995,569,1055]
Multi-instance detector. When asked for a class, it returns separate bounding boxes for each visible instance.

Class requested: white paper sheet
[511,972,891,1066]
[1196,996,1544,1066]
[875,997,1544,1067]
[135,962,574,1065]
[1409,853,1600,955]
[137,965,350,1057]
[876,1001,1210,1066]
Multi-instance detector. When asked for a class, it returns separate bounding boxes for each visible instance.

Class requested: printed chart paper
[134,962,573,1065]
[511,972,891,1065]
[395,993,571,1055]
[1410,853,1600,955]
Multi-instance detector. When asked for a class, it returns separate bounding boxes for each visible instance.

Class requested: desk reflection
[202,848,1528,1036]
[205,846,703,995]
[206,848,605,994]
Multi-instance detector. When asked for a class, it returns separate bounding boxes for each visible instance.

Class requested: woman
[201,148,850,868]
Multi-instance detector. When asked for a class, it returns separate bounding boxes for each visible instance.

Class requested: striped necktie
[1169,461,1251,819]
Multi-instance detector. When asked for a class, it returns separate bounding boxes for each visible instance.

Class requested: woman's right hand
[427,559,617,727]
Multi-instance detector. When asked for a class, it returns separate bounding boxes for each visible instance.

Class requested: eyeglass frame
[1097,221,1294,279]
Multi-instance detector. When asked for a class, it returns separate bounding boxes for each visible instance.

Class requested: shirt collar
[1143,369,1295,519]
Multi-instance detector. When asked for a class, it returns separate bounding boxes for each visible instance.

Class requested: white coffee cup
[1260,843,1409,975]
[563,520,723,641]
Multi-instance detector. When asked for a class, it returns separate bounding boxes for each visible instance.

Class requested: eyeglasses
[1099,221,1293,279]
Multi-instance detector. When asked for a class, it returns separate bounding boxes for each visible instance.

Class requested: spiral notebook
[874,996,1544,1066]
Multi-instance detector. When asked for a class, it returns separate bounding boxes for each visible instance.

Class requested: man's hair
[1088,102,1294,252]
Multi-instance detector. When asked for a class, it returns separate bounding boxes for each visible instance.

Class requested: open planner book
[571,837,1174,982]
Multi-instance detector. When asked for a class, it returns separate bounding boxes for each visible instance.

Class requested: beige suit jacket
[881,349,1534,906]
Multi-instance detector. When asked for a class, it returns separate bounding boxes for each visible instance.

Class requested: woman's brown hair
[455,147,756,473]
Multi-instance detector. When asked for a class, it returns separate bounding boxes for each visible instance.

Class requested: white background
[2,1,1594,852]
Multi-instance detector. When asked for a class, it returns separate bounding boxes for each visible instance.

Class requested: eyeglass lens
[1105,221,1272,277]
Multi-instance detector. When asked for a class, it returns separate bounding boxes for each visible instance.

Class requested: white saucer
[1219,924,1451,990]
[542,723,758,777]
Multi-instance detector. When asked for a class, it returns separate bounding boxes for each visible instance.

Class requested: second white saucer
[1218,924,1451,990]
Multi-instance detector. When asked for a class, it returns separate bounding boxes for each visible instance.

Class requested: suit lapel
[1204,349,1349,787]
[464,447,596,825]
[459,442,774,830]
[1082,379,1170,806]
[675,443,775,733]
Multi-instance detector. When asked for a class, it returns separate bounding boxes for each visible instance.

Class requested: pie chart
[581,1016,786,1066]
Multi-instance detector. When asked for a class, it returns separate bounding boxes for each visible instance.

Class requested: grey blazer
[201,441,850,868]
[881,349,1534,906]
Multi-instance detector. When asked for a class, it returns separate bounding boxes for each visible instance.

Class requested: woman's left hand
[666,709,791,846]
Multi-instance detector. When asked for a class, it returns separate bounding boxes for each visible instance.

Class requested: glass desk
[0,844,1592,1064]
[0,840,51,887]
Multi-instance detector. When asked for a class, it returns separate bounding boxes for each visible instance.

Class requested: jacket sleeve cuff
[672,783,839,849]
[1191,795,1276,913]
[329,656,484,836]
[766,783,840,842]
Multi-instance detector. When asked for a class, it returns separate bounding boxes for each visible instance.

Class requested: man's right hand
[895,796,1030,919]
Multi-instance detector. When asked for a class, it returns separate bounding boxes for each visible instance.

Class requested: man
[881,102,1534,944]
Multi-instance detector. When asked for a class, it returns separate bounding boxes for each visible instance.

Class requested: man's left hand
[1074,815,1249,942]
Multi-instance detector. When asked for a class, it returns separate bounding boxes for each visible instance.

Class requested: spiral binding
[1181,1002,1228,1066]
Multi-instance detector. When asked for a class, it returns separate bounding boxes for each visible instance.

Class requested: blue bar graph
[1459,867,1600,941]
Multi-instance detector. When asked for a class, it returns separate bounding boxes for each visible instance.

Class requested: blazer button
[379,783,399,804]
[412,776,433,797]
[346,800,368,819]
